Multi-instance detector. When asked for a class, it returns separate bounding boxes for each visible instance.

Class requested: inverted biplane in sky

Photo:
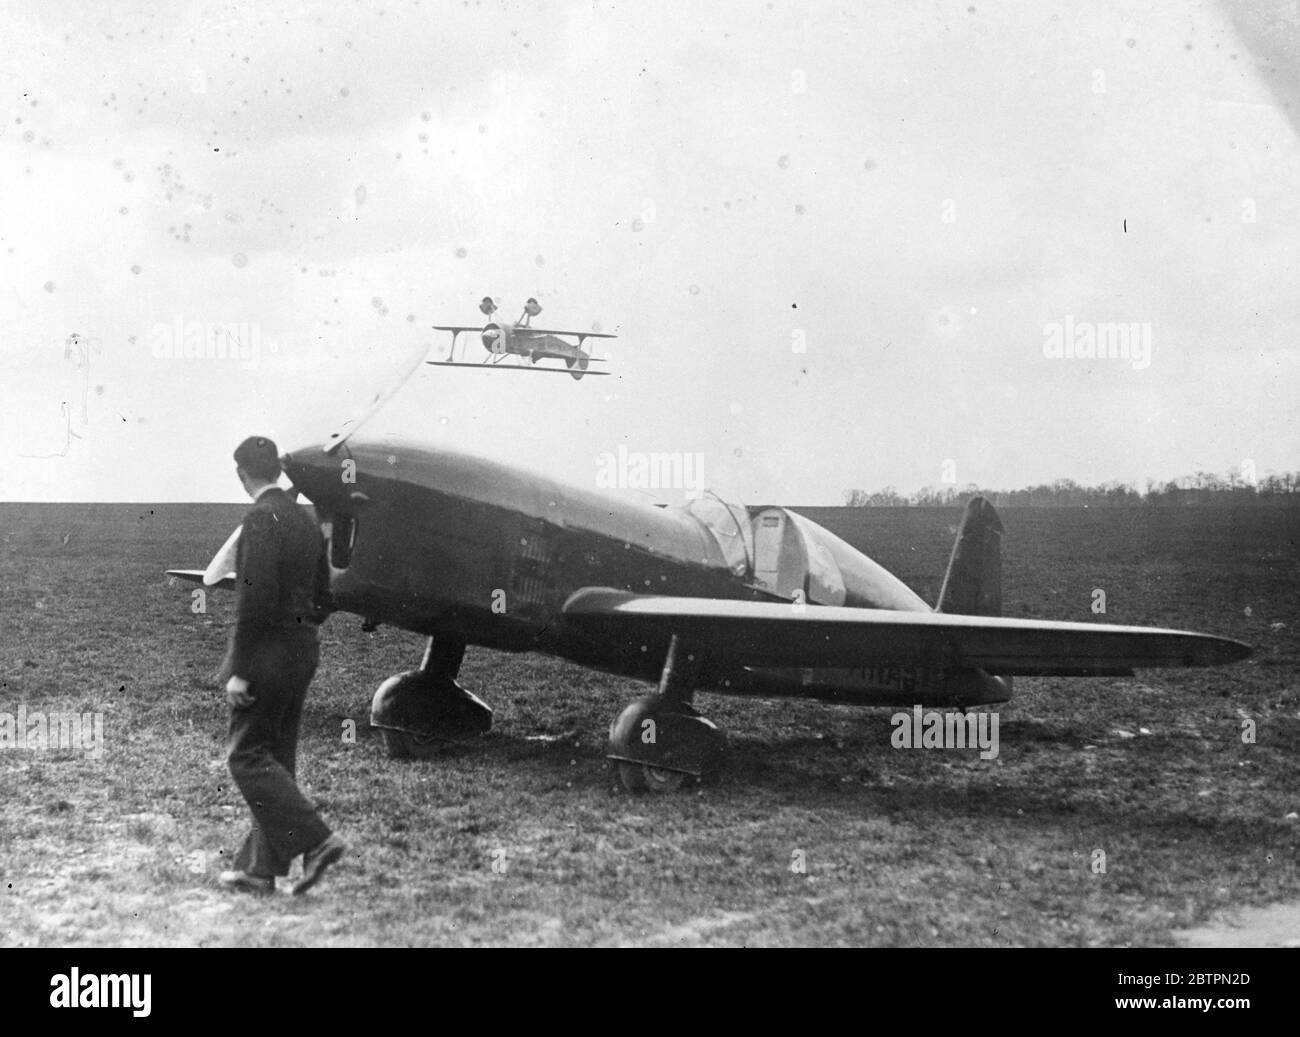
[431,296,614,379]
[169,313,1251,793]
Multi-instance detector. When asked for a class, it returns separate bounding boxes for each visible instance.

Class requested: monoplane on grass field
[168,322,1251,793]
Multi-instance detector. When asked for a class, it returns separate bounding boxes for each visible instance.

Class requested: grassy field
[0,502,1296,946]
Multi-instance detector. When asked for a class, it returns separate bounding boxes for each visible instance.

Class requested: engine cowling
[481,321,509,354]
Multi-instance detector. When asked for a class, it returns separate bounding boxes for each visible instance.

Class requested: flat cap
[233,435,281,479]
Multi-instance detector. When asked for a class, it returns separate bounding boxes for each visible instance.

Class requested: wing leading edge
[562,588,1252,676]
[166,569,235,590]
[425,361,609,376]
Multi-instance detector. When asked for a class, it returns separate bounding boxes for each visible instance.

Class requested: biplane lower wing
[562,589,1252,676]
[515,328,616,339]
[426,361,609,375]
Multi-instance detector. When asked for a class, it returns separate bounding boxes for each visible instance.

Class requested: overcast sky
[2,0,1297,504]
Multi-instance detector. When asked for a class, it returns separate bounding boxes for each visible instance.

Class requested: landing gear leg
[608,635,726,793]
[371,636,493,759]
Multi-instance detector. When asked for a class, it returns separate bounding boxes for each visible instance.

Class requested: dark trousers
[227,631,331,877]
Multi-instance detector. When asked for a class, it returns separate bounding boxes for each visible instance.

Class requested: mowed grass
[0,502,1296,946]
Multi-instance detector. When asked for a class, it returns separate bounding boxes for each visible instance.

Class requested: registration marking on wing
[810,665,946,693]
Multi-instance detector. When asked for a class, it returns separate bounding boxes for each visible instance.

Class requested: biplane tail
[936,496,1003,617]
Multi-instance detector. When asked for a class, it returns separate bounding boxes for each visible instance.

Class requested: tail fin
[936,496,1003,616]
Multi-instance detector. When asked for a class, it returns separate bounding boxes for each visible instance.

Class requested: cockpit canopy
[680,494,753,577]
[678,493,847,606]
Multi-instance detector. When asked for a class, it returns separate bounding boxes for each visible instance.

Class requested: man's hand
[226,675,255,709]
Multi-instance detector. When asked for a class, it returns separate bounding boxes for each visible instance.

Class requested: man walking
[218,435,346,896]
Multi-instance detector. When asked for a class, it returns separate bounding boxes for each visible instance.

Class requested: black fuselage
[283,438,1005,705]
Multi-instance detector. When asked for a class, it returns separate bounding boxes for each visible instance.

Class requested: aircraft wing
[562,589,1251,676]
[432,325,485,334]
[166,569,236,590]
[516,328,617,339]
[164,524,241,591]
[426,361,609,376]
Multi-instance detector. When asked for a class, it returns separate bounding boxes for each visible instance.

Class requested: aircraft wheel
[642,765,689,794]
[381,728,411,760]
[618,761,690,794]
[617,761,648,793]
[380,728,443,761]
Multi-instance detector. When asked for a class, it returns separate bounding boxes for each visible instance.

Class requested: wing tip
[166,569,235,588]
[1200,636,1253,667]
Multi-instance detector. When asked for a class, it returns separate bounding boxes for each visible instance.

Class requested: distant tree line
[843,470,1300,507]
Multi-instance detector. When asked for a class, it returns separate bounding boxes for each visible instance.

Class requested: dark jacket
[223,487,331,678]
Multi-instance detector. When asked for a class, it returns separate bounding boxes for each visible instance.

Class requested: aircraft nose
[281,446,336,505]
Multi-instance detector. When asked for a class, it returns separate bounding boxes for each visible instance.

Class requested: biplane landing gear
[608,636,725,794]
[371,637,493,760]
[564,352,590,380]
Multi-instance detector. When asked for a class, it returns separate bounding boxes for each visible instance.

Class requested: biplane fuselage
[431,313,615,378]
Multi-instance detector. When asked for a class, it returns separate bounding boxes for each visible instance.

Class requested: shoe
[218,870,274,895]
[293,833,347,895]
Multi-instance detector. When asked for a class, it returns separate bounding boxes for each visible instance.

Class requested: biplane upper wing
[431,325,486,334]
[562,589,1251,676]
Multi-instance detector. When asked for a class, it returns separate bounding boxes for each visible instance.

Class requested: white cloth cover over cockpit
[684,496,847,605]
[750,507,847,605]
